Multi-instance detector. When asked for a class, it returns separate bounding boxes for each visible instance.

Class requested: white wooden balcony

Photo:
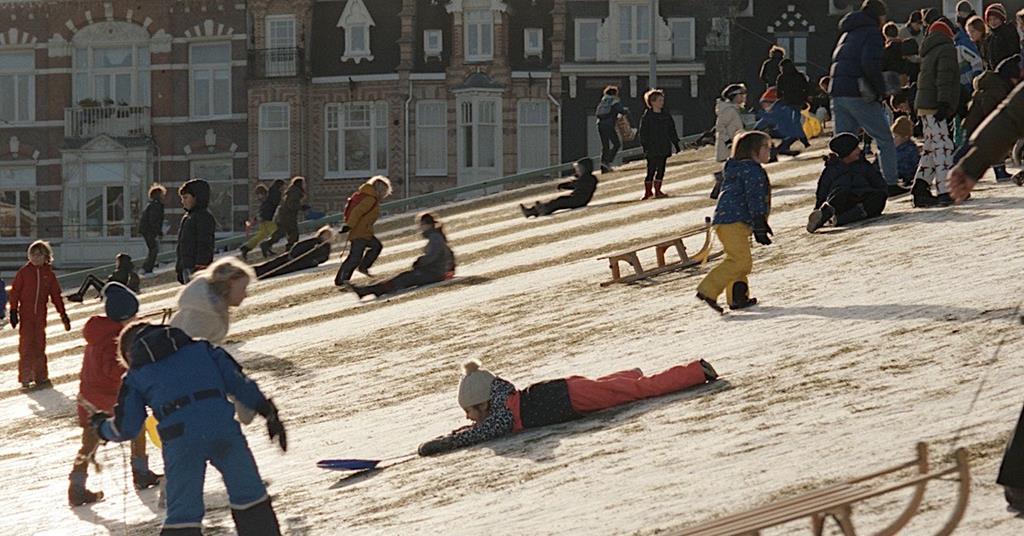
[64,105,151,139]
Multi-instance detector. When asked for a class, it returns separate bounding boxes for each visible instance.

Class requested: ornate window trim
[337,0,375,64]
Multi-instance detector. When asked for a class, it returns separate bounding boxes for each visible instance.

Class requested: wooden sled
[138,307,173,324]
[598,217,721,287]
[676,442,970,536]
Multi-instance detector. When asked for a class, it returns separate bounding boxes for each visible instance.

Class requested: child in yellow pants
[697,131,773,313]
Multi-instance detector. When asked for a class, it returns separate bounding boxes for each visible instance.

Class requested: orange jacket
[10,263,66,325]
[345,183,381,241]
[77,316,125,426]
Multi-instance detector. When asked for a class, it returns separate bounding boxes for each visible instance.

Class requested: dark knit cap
[103,281,139,322]
[829,133,861,159]
[908,11,923,24]
[861,0,887,19]
[956,1,975,15]
[986,3,1008,23]
[922,8,941,26]
[997,55,1022,82]
[575,157,594,174]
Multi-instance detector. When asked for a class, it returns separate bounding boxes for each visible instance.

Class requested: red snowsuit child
[10,245,69,387]
[418,359,718,455]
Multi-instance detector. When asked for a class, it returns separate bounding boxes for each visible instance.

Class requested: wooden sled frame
[676,442,971,536]
[138,307,173,324]
[598,217,721,287]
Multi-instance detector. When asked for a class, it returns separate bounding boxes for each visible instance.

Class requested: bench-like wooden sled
[139,307,173,324]
[598,217,721,287]
[676,442,970,536]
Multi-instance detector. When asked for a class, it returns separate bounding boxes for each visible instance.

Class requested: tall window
[0,52,34,123]
[191,159,235,233]
[266,15,297,77]
[465,10,494,62]
[259,103,290,178]
[325,102,388,178]
[73,45,150,106]
[517,101,550,172]
[524,28,543,57]
[0,167,36,238]
[776,35,807,72]
[459,98,499,170]
[63,159,146,239]
[190,43,232,118]
[416,101,447,176]
[669,18,696,60]
[619,3,651,57]
[576,19,600,61]
[424,29,443,59]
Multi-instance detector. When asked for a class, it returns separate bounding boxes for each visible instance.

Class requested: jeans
[645,155,668,183]
[336,237,383,284]
[832,97,899,185]
[143,235,159,273]
[598,122,621,165]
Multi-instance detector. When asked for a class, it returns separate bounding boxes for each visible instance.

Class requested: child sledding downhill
[637,88,681,200]
[69,282,161,507]
[806,133,888,234]
[347,212,455,299]
[696,131,773,314]
[67,253,141,303]
[253,225,335,280]
[520,157,598,218]
[10,241,71,390]
[91,322,287,536]
[417,359,719,456]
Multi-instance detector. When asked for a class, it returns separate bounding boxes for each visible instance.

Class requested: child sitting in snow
[520,158,598,218]
[418,359,718,456]
[806,133,889,233]
[892,116,921,187]
[10,240,70,390]
[754,87,806,158]
[67,253,141,302]
[253,225,335,279]
[346,213,455,299]
[696,131,773,313]
[69,282,161,506]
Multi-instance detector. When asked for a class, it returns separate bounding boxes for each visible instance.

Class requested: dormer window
[337,0,375,63]
[464,10,494,62]
[424,29,443,60]
[524,28,543,58]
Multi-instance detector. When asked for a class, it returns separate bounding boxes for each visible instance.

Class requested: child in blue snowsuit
[92,323,287,536]
[754,87,807,157]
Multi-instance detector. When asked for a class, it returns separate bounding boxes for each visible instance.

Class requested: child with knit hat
[807,133,889,233]
[891,116,921,186]
[984,3,1021,70]
[69,282,161,506]
[711,83,748,199]
[418,359,718,456]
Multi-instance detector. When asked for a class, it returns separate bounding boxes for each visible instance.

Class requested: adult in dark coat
[983,3,1020,70]
[253,226,335,280]
[347,213,455,299]
[520,158,599,218]
[806,133,888,233]
[175,179,216,285]
[138,184,165,274]
[260,176,307,256]
[759,46,786,91]
[776,59,810,109]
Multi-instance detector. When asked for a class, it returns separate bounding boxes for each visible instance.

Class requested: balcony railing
[249,48,306,79]
[64,105,151,139]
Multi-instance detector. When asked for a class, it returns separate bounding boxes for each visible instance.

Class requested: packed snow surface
[3,143,1024,535]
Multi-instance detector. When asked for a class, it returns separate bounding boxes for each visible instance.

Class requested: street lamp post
[648,0,657,89]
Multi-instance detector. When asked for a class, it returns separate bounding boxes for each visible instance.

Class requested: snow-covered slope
[3,143,1024,535]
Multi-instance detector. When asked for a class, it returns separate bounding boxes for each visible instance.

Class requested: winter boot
[132,456,162,490]
[777,140,801,157]
[20,382,31,391]
[159,528,203,536]
[231,497,282,536]
[995,165,1013,182]
[259,242,274,259]
[768,147,779,163]
[710,171,724,199]
[835,203,869,226]
[642,182,654,200]
[357,267,373,277]
[699,359,719,382]
[934,192,953,206]
[68,472,103,507]
[239,245,250,261]
[695,292,724,315]
[729,281,758,310]
[1005,486,1024,512]
[911,179,940,208]
[806,203,836,233]
[34,379,52,390]
[887,183,910,198]
[600,163,613,174]
[66,292,85,303]
[1014,171,1024,187]
[653,182,669,199]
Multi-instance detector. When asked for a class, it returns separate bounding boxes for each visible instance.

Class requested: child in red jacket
[418,358,718,455]
[68,282,161,506]
[9,241,70,390]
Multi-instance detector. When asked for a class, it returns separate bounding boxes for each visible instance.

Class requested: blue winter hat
[102,281,139,322]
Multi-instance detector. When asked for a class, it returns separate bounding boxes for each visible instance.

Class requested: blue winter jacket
[829,10,886,99]
[754,102,804,140]
[955,30,983,90]
[895,140,921,182]
[713,159,772,226]
[97,325,270,444]
[814,155,888,209]
[0,278,6,320]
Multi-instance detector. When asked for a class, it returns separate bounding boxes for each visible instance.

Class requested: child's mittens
[418,436,457,457]
[753,216,774,246]
[61,313,72,331]
[259,399,287,452]
[88,411,112,438]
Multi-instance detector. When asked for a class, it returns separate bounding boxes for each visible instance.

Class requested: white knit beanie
[457,359,495,409]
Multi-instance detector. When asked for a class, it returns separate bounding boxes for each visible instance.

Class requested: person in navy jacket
[92,323,287,536]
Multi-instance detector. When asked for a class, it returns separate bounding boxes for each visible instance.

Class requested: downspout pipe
[404,80,413,198]
[546,78,562,170]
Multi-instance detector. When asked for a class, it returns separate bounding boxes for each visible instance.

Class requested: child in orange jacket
[9,241,70,390]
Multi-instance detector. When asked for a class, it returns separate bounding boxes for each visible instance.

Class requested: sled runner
[677,442,970,536]
[598,217,721,287]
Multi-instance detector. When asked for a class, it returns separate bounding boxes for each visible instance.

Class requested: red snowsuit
[76,316,126,426]
[10,263,66,384]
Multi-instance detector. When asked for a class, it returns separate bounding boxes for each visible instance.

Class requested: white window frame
[517,100,550,172]
[324,102,389,179]
[189,42,232,119]
[266,15,296,49]
[416,101,448,176]
[62,157,148,239]
[575,19,600,61]
[457,96,501,172]
[0,166,37,240]
[258,103,291,179]
[265,14,297,77]
[464,9,494,62]
[73,44,150,106]
[424,29,444,59]
[0,51,35,123]
[524,28,544,58]
[667,18,696,61]
[190,158,238,234]
[618,2,651,58]
[776,34,808,72]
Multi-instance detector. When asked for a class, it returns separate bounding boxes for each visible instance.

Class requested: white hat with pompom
[457,359,496,409]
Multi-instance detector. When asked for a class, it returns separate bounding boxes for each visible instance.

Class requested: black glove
[753,216,773,246]
[934,103,950,123]
[340,224,351,233]
[260,399,287,452]
[89,411,111,436]
[418,436,457,456]
[9,310,17,329]
[61,313,72,332]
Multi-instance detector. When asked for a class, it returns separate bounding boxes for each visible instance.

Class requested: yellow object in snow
[802,110,823,139]
[145,415,162,449]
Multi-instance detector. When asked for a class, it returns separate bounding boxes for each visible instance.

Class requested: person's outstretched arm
[951,82,1024,200]
[96,378,148,442]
